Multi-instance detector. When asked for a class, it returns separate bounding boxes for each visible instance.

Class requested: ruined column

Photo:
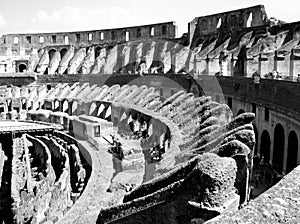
[282,132,289,175]
[259,53,272,76]
[290,48,300,80]
[275,50,290,78]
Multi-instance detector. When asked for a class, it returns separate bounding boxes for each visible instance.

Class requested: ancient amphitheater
[0,4,300,224]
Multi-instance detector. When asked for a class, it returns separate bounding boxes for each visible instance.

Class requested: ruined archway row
[230,100,300,176]
[22,21,300,82]
[0,82,255,209]
[258,125,299,175]
[11,131,91,223]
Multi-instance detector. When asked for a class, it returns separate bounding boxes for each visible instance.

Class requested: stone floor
[250,164,283,199]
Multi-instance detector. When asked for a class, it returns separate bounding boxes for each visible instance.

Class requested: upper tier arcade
[0,21,176,53]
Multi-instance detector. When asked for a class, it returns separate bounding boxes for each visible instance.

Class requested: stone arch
[237,109,245,116]
[260,130,270,164]
[273,123,285,174]
[18,63,27,73]
[60,48,68,59]
[49,49,57,61]
[286,130,298,173]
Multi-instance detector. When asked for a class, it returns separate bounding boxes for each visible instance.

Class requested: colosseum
[0,4,299,224]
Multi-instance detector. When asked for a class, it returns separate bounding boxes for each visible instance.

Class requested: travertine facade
[0,4,300,224]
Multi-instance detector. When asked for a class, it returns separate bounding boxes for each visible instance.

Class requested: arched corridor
[273,124,285,174]
[260,130,270,164]
[286,131,298,173]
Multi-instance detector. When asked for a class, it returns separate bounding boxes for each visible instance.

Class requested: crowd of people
[150,143,165,162]
[252,70,300,82]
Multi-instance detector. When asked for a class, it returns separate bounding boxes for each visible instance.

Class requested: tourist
[254,172,260,187]
[265,170,271,186]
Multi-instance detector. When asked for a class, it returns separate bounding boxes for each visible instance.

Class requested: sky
[0,0,300,37]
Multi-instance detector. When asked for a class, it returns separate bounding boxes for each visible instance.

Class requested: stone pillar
[196,57,207,75]
[269,129,274,166]
[282,131,289,175]
[206,57,210,76]
[290,48,300,80]
[68,101,73,116]
[59,100,63,112]
[230,55,235,77]
[259,53,271,76]
[170,48,176,73]
[275,50,290,77]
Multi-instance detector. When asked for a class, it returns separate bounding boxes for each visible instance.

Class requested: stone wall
[0,22,176,48]
[209,165,300,223]
[98,153,239,224]
[10,131,90,223]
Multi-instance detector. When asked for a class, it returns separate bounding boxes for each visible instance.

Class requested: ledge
[208,165,300,223]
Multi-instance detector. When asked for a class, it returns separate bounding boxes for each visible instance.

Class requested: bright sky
[0,0,299,37]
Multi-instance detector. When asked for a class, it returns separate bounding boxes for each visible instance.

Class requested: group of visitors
[250,154,280,199]
[150,144,165,161]
[132,120,148,139]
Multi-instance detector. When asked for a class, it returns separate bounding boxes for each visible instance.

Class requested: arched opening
[237,109,245,116]
[54,100,60,111]
[286,131,298,173]
[48,49,57,62]
[104,106,111,121]
[247,12,253,28]
[260,130,270,164]
[63,101,69,113]
[60,48,68,59]
[253,124,258,155]
[72,101,78,115]
[95,47,102,59]
[216,18,222,29]
[273,124,285,174]
[97,104,105,117]
[89,102,97,116]
[18,63,27,73]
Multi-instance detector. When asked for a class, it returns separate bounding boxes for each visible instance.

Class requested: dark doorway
[286,131,298,173]
[49,49,57,62]
[60,48,68,59]
[273,124,285,174]
[260,130,270,164]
